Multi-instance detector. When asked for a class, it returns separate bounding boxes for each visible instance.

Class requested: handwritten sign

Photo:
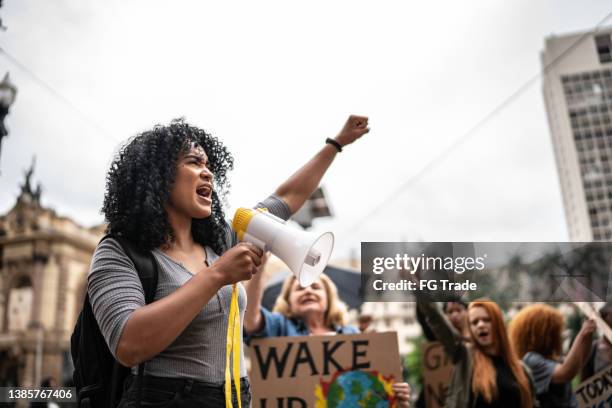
[573,302,612,345]
[421,341,453,408]
[575,366,612,408]
[247,332,402,407]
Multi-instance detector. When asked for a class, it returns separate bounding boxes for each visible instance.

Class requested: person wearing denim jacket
[245,272,412,406]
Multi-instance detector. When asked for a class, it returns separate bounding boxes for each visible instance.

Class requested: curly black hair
[102,119,234,254]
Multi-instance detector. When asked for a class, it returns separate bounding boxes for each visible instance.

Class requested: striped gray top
[88,195,291,383]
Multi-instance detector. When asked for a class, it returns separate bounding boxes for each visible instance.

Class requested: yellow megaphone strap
[225,284,242,408]
[226,206,271,406]
[232,286,241,407]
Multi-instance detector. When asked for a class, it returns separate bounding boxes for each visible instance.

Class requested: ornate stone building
[0,166,104,387]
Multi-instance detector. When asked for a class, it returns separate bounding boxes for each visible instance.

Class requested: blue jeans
[118,374,251,407]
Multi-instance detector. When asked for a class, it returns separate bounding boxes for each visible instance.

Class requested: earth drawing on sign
[315,370,397,408]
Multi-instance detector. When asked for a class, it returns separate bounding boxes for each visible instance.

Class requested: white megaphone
[232,208,334,287]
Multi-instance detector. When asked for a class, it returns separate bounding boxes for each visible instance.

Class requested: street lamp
[0,0,6,31]
[0,72,18,164]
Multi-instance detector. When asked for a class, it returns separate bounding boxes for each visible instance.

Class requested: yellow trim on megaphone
[232,207,270,241]
[232,208,255,241]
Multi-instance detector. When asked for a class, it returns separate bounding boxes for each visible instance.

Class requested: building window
[595,34,612,64]
[7,276,33,332]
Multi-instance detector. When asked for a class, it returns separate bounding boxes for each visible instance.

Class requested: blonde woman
[248,273,355,336]
[244,272,411,406]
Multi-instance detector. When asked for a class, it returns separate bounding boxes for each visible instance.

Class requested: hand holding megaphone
[232,208,334,287]
[211,242,264,286]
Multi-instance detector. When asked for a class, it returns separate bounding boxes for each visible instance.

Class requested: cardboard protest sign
[573,302,612,345]
[575,366,612,408]
[247,332,403,407]
[421,341,453,408]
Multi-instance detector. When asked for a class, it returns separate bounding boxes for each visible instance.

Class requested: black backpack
[70,234,159,407]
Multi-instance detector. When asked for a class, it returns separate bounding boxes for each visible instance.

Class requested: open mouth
[196,185,212,200]
[477,331,490,340]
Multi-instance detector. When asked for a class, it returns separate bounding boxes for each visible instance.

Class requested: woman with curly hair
[509,304,595,408]
[87,115,370,407]
[417,295,537,408]
[244,271,412,406]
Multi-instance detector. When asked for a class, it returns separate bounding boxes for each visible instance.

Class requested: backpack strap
[112,236,159,304]
[100,234,159,408]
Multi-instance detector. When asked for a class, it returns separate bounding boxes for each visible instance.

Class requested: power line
[0,46,119,143]
[342,10,612,236]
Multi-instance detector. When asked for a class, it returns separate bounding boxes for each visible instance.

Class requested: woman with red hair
[509,304,595,408]
[418,296,536,407]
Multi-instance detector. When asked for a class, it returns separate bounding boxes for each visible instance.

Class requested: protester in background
[88,115,370,407]
[443,299,469,336]
[414,297,469,408]
[417,293,536,408]
[246,273,356,336]
[417,297,469,342]
[581,302,612,380]
[358,314,374,333]
[244,272,411,407]
[509,303,595,408]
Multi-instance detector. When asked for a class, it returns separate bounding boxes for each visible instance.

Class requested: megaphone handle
[242,233,267,252]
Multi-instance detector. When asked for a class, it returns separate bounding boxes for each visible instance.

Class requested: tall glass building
[543,28,612,241]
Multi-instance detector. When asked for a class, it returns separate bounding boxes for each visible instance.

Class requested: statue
[19,156,42,205]
[32,182,42,206]
[21,157,35,196]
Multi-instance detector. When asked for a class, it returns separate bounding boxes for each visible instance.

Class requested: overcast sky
[1,1,611,260]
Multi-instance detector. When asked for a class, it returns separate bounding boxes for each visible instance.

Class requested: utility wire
[0,46,119,143]
[342,10,612,236]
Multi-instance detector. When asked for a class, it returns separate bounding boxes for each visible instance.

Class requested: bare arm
[244,116,368,332]
[243,253,269,334]
[116,243,262,367]
[409,272,464,359]
[275,115,369,213]
[551,319,596,383]
[416,299,465,360]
